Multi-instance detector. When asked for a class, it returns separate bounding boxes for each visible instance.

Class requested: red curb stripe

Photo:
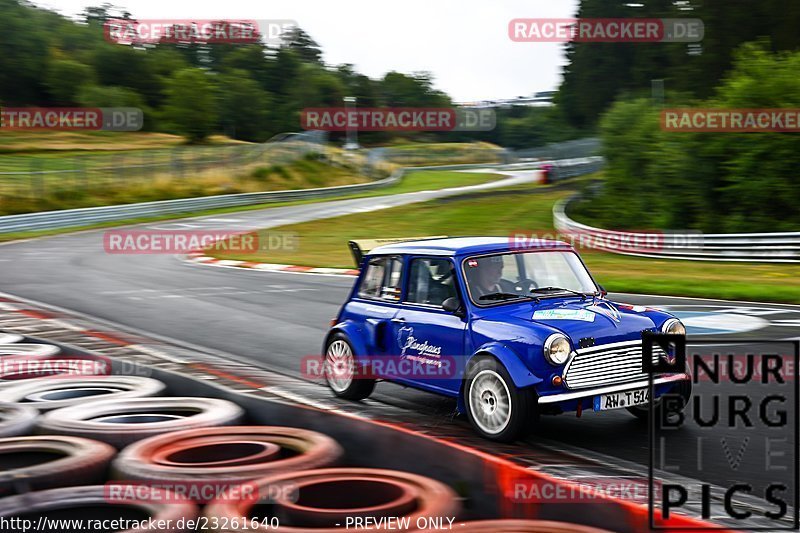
[343,269,360,276]
[83,330,134,346]
[282,265,315,272]
[190,363,265,389]
[16,309,56,320]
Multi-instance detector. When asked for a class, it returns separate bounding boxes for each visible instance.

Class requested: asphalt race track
[1,167,799,527]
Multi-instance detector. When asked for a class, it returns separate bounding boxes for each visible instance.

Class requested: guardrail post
[30,159,44,201]
[171,148,183,180]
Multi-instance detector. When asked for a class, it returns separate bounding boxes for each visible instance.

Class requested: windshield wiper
[530,286,588,299]
[479,292,530,301]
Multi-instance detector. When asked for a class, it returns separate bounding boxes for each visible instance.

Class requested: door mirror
[442,297,465,317]
[598,284,608,297]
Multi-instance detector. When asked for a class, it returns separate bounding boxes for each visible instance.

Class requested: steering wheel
[513,279,538,293]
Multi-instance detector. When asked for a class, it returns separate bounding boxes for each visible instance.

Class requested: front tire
[324,333,375,401]
[464,356,536,442]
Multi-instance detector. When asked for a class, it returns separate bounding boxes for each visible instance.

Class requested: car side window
[382,257,403,301]
[357,256,403,302]
[406,258,457,307]
[358,258,386,299]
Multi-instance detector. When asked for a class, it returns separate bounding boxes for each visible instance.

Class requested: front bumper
[537,373,689,405]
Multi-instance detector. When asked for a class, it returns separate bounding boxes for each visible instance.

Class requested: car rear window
[357,256,403,301]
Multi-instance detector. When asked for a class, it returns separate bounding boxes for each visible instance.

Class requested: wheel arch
[322,321,367,357]
[457,343,542,413]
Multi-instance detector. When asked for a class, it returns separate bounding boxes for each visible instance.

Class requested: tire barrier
[0,436,115,495]
[0,334,23,345]
[0,402,38,437]
[37,397,245,448]
[205,468,460,532]
[0,343,60,358]
[0,485,198,532]
[0,376,167,411]
[113,427,343,487]
[424,520,613,532]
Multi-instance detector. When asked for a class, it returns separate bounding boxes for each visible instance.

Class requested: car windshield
[463,251,598,305]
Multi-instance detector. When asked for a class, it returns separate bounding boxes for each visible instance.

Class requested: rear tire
[464,356,536,442]
[324,333,375,401]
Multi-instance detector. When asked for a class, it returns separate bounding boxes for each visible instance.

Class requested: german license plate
[595,388,650,411]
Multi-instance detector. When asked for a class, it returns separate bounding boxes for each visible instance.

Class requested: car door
[349,255,404,357]
[388,256,466,396]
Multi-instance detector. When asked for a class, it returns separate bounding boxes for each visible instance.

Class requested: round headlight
[662,318,686,336]
[544,334,571,365]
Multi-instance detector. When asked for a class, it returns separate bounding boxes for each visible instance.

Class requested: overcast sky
[31,0,579,102]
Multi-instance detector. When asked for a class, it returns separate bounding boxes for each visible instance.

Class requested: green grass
[379,142,505,165]
[209,183,800,304]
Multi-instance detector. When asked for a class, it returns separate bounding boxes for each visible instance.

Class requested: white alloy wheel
[468,369,512,435]
[325,339,355,393]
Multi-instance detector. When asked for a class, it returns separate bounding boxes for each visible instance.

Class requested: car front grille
[562,339,664,389]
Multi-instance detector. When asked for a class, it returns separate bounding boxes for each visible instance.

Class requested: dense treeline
[572,42,800,233]
[0,0,577,147]
[558,0,800,128]
[561,0,800,232]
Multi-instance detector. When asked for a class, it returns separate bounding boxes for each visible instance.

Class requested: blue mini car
[323,237,691,441]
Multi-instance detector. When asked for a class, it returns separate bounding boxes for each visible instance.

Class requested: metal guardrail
[0,161,510,235]
[0,171,400,234]
[0,137,601,236]
[554,197,800,263]
[513,137,601,161]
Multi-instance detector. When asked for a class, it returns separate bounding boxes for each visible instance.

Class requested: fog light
[551,375,563,387]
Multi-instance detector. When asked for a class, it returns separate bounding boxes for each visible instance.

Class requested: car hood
[504,297,664,344]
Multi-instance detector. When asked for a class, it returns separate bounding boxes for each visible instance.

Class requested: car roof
[368,236,573,257]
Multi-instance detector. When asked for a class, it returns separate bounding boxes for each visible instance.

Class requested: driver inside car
[469,256,512,297]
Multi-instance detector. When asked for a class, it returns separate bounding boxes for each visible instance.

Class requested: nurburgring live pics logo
[645,337,799,530]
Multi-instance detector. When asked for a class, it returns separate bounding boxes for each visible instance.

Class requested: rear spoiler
[348,236,449,268]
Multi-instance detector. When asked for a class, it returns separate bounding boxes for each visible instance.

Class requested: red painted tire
[0,485,198,532]
[424,520,614,532]
[0,376,166,411]
[205,468,460,532]
[37,397,245,448]
[113,427,343,499]
[0,436,115,496]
